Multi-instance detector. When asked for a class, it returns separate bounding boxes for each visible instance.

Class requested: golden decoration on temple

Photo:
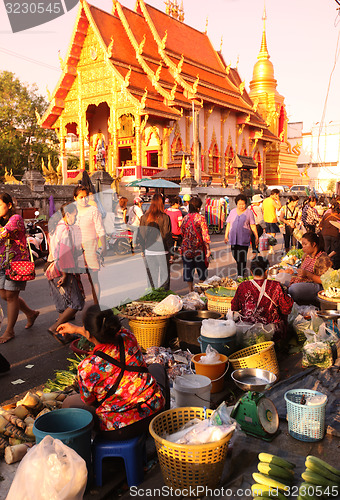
[225,62,231,75]
[58,50,64,70]
[192,74,200,93]
[124,66,132,87]
[107,36,114,57]
[35,109,41,125]
[137,35,146,55]
[164,0,184,21]
[42,156,59,185]
[160,30,168,50]
[239,81,245,95]
[220,36,223,52]
[205,17,208,34]
[4,168,22,185]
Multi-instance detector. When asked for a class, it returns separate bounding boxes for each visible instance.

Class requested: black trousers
[251,225,263,251]
[231,245,248,277]
[283,226,296,252]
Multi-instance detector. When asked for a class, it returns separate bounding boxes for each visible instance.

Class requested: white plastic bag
[153,295,183,315]
[181,292,205,311]
[199,344,222,364]
[242,323,275,347]
[6,436,87,500]
[201,318,236,338]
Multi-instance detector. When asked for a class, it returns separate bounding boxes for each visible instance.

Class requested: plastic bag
[181,292,205,311]
[259,233,269,252]
[6,436,87,500]
[302,342,333,368]
[199,344,222,364]
[166,418,235,445]
[242,322,275,347]
[201,318,236,338]
[153,295,183,315]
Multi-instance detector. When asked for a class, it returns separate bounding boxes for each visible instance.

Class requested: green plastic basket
[284,389,327,442]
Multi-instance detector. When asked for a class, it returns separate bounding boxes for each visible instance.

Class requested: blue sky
[1,0,339,131]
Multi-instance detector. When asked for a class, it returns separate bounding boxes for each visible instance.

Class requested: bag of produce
[181,292,206,310]
[6,435,87,500]
[153,294,183,315]
[302,342,333,369]
[241,322,275,347]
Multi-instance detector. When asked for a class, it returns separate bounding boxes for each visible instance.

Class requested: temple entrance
[119,147,132,167]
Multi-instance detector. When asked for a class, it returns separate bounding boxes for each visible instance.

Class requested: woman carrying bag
[0,193,39,344]
[279,195,299,253]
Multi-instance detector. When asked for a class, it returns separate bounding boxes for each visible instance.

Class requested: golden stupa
[249,7,300,186]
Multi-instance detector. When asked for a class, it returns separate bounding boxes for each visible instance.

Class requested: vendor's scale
[231,368,279,441]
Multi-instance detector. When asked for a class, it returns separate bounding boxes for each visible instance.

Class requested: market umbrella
[126,178,151,187]
[137,179,180,189]
[48,195,56,218]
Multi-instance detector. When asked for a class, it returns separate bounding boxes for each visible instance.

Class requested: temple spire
[258,2,269,60]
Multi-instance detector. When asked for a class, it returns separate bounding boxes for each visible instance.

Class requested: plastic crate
[284,389,327,442]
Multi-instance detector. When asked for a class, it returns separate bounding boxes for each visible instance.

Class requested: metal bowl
[316,309,340,320]
[231,368,277,392]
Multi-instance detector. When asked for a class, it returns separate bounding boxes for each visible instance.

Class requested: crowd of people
[1,186,340,440]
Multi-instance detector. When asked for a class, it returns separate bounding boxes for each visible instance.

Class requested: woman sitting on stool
[231,256,294,344]
[288,232,332,306]
[58,305,169,440]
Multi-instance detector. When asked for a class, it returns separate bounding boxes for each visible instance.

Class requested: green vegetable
[306,456,340,478]
[205,287,236,297]
[301,471,339,488]
[258,453,295,470]
[320,268,340,295]
[138,287,175,302]
[286,248,304,259]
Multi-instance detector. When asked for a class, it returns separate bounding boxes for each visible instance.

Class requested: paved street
[0,232,284,405]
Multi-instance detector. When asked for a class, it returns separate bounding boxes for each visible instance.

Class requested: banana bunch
[251,453,295,499]
[298,455,340,500]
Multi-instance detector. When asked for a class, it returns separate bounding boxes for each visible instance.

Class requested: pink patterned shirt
[0,214,29,269]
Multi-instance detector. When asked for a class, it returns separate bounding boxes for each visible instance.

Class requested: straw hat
[251,194,264,204]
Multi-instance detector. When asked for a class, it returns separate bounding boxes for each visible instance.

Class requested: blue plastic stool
[92,433,147,487]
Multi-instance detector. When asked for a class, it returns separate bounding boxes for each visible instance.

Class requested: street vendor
[57,305,169,440]
[231,256,294,343]
[288,232,333,305]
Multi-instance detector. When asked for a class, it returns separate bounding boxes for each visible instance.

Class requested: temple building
[249,8,301,186]
[40,0,299,189]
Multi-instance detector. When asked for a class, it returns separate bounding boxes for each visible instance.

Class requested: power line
[0,47,59,71]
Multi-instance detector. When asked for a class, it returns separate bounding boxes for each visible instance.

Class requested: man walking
[262,189,281,253]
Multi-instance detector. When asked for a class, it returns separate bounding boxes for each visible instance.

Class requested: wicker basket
[128,316,169,350]
[205,288,236,314]
[228,341,279,378]
[149,407,232,494]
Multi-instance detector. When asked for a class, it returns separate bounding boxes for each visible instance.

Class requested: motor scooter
[26,211,49,261]
[107,228,141,255]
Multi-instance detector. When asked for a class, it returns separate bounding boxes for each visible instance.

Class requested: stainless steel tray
[231,368,277,392]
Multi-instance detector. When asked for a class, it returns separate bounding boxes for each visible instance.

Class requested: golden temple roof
[40,0,277,141]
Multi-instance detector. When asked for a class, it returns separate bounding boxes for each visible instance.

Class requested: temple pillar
[77,71,85,170]
[163,126,170,168]
[135,114,141,166]
[108,107,118,176]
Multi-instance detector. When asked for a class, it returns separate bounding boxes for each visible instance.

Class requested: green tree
[0,71,59,179]
[327,179,336,193]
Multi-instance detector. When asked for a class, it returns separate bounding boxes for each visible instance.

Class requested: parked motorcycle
[107,228,141,255]
[26,212,49,261]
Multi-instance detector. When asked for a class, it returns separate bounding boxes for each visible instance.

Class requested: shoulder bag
[5,238,35,282]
